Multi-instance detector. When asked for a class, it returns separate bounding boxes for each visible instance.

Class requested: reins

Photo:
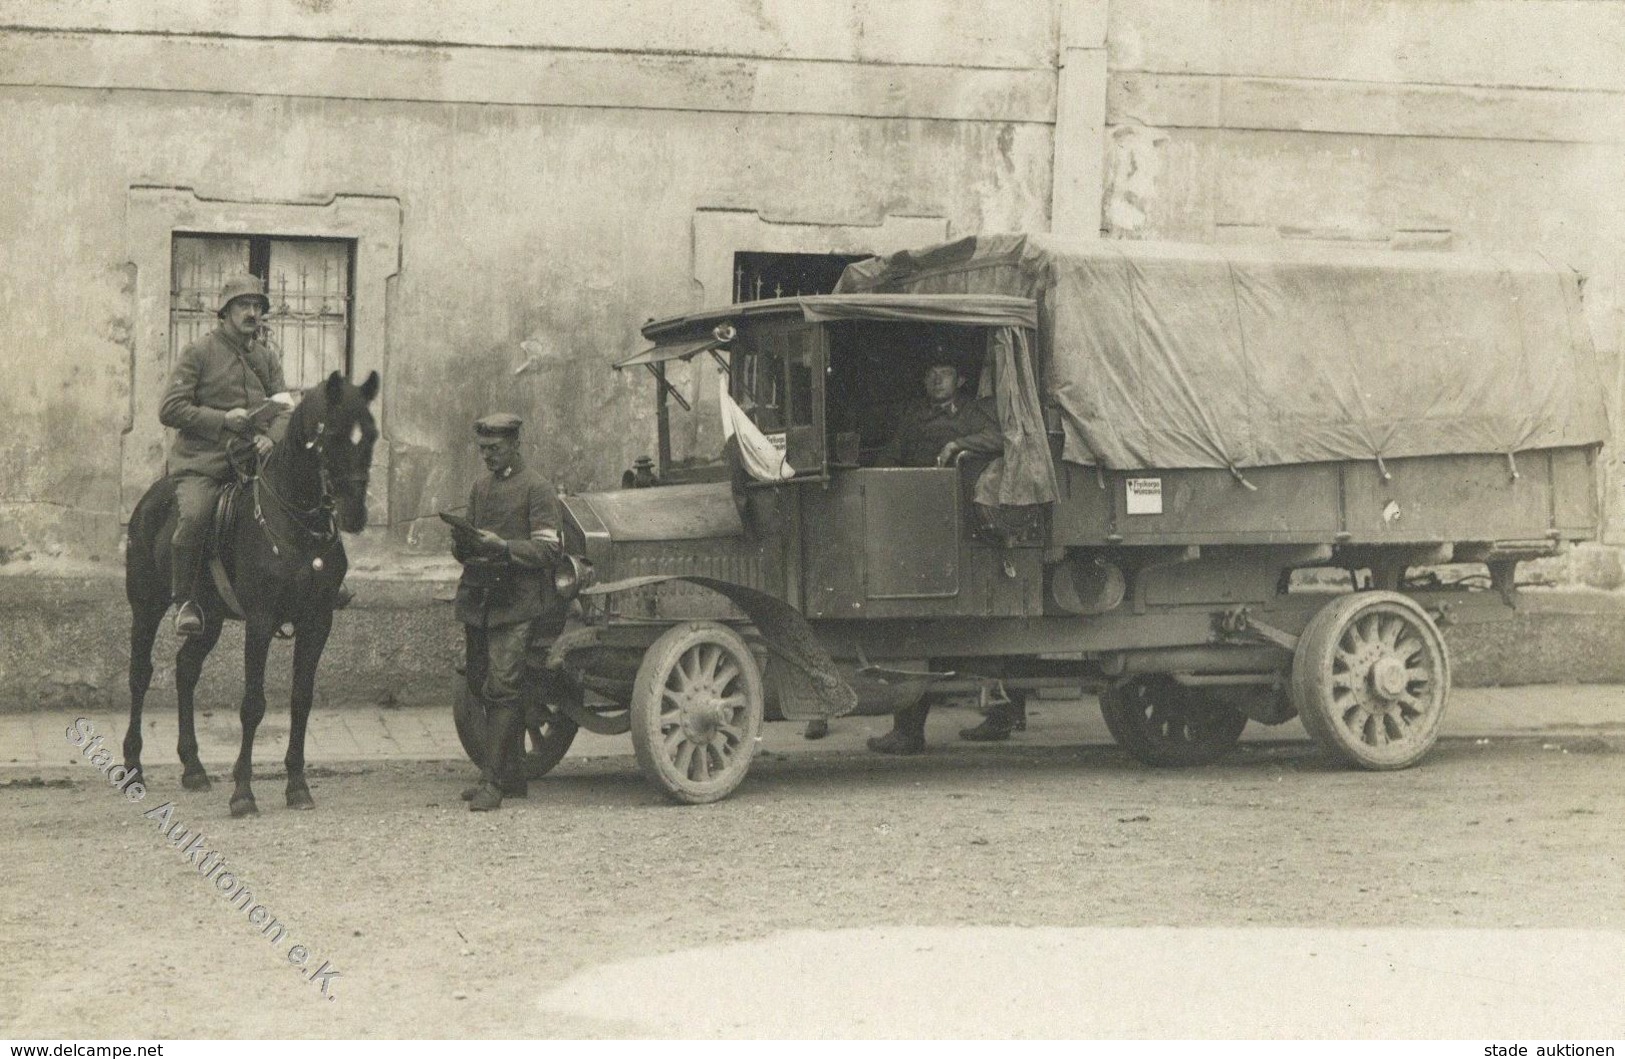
[245,403,342,559]
[212,405,352,636]
[253,459,339,558]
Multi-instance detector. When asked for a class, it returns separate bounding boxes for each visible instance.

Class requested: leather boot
[867,698,930,755]
[461,776,528,800]
[170,544,205,637]
[468,701,520,811]
[960,698,1026,742]
[460,699,529,800]
[500,711,529,798]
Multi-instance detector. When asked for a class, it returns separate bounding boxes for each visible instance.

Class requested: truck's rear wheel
[1290,590,1450,770]
[1099,676,1249,767]
[630,621,764,804]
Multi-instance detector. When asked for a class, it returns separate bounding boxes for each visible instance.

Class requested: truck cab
[595,293,1051,623]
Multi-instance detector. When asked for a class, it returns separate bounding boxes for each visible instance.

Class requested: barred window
[170,233,355,389]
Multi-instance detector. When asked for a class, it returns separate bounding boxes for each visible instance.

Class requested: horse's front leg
[285,609,333,811]
[175,617,224,791]
[230,619,277,818]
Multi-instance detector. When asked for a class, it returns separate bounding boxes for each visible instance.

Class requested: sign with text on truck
[452,234,1607,804]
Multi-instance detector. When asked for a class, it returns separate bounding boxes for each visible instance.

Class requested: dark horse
[124,370,380,817]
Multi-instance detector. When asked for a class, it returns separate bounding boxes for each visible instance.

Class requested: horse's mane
[260,386,329,483]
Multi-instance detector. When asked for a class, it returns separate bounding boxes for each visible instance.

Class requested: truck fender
[580,575,859,720]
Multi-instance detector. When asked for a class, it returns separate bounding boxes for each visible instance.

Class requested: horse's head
[316,370,381,534]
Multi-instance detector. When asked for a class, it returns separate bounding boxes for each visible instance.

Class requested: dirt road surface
[2,705,1623,1038]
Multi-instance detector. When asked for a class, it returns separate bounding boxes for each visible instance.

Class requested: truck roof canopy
[837,234,1609,471]
[638,292,1036,345]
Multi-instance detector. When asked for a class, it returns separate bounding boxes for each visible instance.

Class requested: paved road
[3,686,1623,1039]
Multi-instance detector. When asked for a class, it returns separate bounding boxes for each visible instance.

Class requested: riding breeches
[171,472,225,549]
[463,621,536,708]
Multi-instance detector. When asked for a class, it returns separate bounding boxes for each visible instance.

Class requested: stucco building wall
[0,1,1067,562]
[2,0,1621,562]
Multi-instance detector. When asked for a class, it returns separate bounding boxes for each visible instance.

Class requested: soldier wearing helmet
[158,273,290,636]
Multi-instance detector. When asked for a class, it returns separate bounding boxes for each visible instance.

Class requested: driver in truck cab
[863,357,1025,753]
[876,359,1001,469]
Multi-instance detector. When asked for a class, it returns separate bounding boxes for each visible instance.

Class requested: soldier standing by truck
[451,413,566,811]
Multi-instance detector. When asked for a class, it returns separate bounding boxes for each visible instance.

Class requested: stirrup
[173,601,205,637]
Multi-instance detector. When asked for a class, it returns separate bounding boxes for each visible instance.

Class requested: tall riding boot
[170,544,205,637]
[499,708,529,799]
[867,697,931,755]
[459,702,498,803]
[469,701,520,812]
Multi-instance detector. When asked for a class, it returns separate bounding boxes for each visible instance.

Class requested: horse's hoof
[229,795,259,818]
[181,770,211,792]
[286,788,315,811]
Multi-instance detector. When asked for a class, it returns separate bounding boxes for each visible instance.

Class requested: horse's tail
[126,477,176,609]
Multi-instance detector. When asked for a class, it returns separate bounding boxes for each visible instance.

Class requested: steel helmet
[216,273,270,316]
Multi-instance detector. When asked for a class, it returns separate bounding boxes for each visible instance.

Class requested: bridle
[243,413,367,559]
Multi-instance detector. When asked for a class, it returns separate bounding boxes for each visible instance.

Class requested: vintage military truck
[453,234,1608,804]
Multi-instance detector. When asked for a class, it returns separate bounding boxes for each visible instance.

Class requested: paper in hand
[439,511,479,538]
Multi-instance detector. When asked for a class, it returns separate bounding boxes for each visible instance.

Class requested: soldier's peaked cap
[216,273,270,315]
[474,413,523,437]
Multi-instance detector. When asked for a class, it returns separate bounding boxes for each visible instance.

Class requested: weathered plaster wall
[1098,0,1625,540]
[0,1,1058,561]
[5,0,1619,562]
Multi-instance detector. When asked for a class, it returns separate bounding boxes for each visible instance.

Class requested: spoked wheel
[453,673,580,780]
[1291,590,1450,770]
[630,621,764,804]
[1099,675,1250,767]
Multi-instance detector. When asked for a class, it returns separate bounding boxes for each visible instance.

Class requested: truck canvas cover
[837,234,1608,472]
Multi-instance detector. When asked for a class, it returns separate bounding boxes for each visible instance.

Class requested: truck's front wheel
[630,621,765,804]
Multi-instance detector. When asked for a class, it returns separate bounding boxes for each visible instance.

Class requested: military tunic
[455,454,565,711]
[159,325,289,549]
[159,326,288,480]
[878,396,1002,468]
[453,456,565,629]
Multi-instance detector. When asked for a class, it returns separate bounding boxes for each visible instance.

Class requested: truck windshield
[660,356,726,474]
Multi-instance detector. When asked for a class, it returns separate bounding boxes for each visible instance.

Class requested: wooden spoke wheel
[453,675,579,781]
[1098,676,1249,767]
[1290,590,1450,770]
[630,621,764,804]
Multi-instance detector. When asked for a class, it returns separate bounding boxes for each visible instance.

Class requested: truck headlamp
[554,553,596,601]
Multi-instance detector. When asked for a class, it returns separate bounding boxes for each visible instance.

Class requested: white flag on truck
[719,380,794,482]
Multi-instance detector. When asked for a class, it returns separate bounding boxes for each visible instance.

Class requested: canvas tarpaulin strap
[837,234,1609,471]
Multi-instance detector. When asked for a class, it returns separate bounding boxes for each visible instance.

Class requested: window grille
[732,251,868,304]
[170,233,354,390]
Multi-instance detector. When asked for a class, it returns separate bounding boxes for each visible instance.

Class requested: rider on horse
[158,273,291,637]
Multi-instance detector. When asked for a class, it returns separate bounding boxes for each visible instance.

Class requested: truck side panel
[1050,447,1598,547]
